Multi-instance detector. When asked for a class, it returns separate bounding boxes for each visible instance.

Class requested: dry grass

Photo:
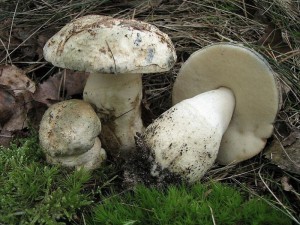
[0,0,299,223]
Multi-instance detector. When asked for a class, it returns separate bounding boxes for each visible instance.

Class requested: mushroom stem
[143,87,235,182]
[187,87,235,133]
[83,72,144,156]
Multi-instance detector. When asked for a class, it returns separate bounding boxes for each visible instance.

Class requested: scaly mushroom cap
[43,15,176,74]
[172,43,280,165]
[39,99,101,157]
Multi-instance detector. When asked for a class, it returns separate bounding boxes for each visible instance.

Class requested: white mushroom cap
[43,15,176,74]
[39,99,105,169]
[172,43,280,165]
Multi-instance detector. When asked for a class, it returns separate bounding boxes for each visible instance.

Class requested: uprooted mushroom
[43,15,177,157]
[140,43,280,183]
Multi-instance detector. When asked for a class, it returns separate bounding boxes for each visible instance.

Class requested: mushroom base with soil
[142,87,235,183]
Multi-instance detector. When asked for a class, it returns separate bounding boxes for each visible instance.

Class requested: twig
[6,0,19,64]
[258,165,300,225]
[208,205,217,225]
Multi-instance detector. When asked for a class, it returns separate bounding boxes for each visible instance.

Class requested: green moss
[0,134,294,225]
[92,183,292,225]
[0,133,93,224]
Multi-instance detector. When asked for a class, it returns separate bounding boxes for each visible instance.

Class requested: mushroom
[39,99,106,170]
[43,15,176,156]
[142,43,280,183]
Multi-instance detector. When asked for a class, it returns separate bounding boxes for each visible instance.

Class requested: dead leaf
[0,65,36,146]
[36,30,56,59]
[2,94,31,131]
[0,64,36,94]
[265,135,300,175]
[33,73,62,106]
[0,88,16,125]
[281,176,293,192]
[33,69,89,106]
[64,70,89,96]
[258,23,283,46]
[282,131,300,146]
[258,22,292,56]
[0,129,13,148]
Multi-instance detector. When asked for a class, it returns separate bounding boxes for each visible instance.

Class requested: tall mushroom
[43,15,177,156]
[39,99,106,170]
[142,43,280,183]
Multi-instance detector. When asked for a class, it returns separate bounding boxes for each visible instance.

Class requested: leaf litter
[0,64,88,145]
[33,70,89,106]
[0,64,35,146]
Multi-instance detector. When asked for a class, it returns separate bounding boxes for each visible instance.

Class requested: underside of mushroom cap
[172,43,280,165]
[43,15,176,74]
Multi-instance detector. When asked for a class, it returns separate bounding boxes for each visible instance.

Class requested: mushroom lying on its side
[39,99,106,170]
[142,43,280,183]
[43,15,177,157]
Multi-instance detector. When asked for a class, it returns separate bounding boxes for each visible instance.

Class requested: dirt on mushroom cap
[43,15,177,74]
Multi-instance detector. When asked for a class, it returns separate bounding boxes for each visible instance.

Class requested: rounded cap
[39,99,101,157]
[43,15,176,74]
[172,43,280,165]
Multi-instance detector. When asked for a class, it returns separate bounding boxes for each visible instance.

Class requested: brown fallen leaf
[282,131,300,146]
[257,22,292,56]
[265,132,300,175]
[0,64,36,94]
[36,30,56,59]
[2,94,32,131]
[281,176,293,192]
[0,65,36,146]
[33,69,89,106]
[0,87,16,126]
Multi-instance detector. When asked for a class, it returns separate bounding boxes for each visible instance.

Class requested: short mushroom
[39,99,106,170]
[142,43,280,183]
[43,15,176,156]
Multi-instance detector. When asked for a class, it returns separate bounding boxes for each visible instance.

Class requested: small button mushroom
[43,15,177,157]
[39,99,106,170]
[142,43,280,183]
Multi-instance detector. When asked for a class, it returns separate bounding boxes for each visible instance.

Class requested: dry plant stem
[208,205,217,225]
[83,73,144,156]
[6,0,19,64]
[258,165,300,225]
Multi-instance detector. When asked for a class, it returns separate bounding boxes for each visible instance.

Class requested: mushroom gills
[143,87,235,183]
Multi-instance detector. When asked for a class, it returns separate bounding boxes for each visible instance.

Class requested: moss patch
[0,134,93,224]
[91,183,292,225]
